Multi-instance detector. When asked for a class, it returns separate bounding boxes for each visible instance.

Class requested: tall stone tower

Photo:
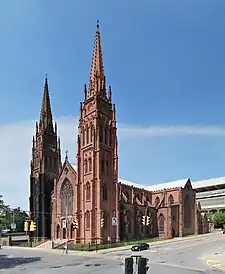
[29,76,62,239]
[76,22,119,243]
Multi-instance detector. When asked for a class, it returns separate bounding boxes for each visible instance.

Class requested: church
[29,23,208,244]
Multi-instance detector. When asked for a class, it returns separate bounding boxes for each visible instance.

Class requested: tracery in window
[158,214,165,232]
[60,180,73,216]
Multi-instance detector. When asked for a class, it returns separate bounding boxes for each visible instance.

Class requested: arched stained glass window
[60,180,74,216]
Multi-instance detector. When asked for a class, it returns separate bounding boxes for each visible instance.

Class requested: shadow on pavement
[0,254,41,269]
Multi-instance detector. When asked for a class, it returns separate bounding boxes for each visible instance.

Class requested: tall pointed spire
[39,74,54,132]
[88,21,106,97]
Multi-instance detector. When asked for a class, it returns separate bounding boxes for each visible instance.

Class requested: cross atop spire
[39,74,54,132]
[88,21,105,97]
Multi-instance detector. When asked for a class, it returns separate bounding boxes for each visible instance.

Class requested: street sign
[112,217,117,226]
[11,223,16,230]
[62,220,67,228]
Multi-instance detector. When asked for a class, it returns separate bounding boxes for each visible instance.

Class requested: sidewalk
[2,231,221,257]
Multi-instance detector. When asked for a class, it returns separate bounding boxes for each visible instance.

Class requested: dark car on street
[131,243,150,251]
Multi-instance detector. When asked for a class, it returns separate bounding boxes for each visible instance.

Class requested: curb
[1,232,221,256]
[95,232,222,255]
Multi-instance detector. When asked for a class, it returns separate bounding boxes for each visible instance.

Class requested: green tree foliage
[207,211,225,228]
[0,195,28,232]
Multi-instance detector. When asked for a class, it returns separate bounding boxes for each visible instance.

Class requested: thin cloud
[0,116,225,210]
[119,124,225,138]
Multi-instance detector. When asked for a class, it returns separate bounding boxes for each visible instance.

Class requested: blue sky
[1,0,225,210]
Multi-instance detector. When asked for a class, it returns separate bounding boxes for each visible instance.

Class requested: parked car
[131,243,150,251]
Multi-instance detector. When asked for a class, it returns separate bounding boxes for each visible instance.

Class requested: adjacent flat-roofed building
[192,177,225,213]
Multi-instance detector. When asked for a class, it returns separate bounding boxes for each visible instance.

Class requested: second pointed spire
[39,74,54,132]
[88,21,105,97]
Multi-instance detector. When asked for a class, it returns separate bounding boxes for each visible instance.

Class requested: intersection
[1,232,225,273]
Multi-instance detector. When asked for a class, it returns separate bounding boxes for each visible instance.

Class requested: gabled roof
[147,178,190,192]
[192,176,225,189]
[118,178,147,190]
[70,164,190,192]
[57,160,77,181]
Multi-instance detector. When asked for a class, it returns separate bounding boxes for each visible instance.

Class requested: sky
[1,0,225,211]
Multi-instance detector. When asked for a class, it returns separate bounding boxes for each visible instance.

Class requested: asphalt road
[0,233,224,273]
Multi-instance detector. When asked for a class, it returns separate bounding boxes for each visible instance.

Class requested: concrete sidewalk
[2,231,221,257]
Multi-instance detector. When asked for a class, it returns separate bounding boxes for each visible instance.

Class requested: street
[0,233,225,273]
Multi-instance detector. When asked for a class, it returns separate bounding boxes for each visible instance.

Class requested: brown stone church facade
[29,23,208,244]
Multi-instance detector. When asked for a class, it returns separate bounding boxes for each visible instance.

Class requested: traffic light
[30,221,36,232]
[24,221,29,232]
[101,218,104,228]
[137,257,149,274]
[142,216,146,225]
[146,216,151,226]
[124,257,134,274]
[72,218,78,229]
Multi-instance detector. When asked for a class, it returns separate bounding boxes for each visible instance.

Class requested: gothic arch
[145,196,150,206]
[88,157,92,172]
[84,159,88,173]
[86,124,89,144]
[86,182,91,201]
[168,194,174,205]
[82,127,85,146]
[60,179,74,216]
[135,194,141,204]
[85,210,90,230]
[184,195,191,227]
[158,214,165,232]
[90,123,94,142]
[125,192,129,203]
[155,196,160,207]
[109,127,112,146]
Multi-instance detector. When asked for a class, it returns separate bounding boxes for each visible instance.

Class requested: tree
[0,195,28,232]
[0,195,9,230]
[208,211,225,228]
